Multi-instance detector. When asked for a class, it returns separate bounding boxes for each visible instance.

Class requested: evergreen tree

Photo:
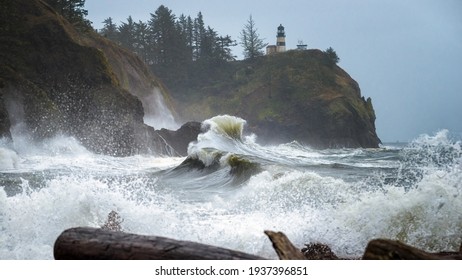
[133,21,150,64]
[216,35,237,61]
[118,16,136,52]
[90,5,237,89]
[177,14,194,62]
[240,15,267,60]
[200,26,217,62]
[200,28,236,62]
[193,12,206,61]
[148,5,185,81]
[100,17,118,41]
[324,47,340,66]
[44,0,91,29]
[149,6,175,64]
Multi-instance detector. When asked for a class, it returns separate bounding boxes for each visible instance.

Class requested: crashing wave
[201,115,246,141]
[173,115,261,182]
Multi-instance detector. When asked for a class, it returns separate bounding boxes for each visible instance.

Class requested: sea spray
[187,115,248,156]
[0,148,19,170]
[202,115,246,141]
[0,120,461,259]
[141,88,179,130]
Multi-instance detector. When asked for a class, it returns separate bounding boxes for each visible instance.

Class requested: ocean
[0,115,461,259]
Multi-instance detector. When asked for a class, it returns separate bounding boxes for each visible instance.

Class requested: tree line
[43,1,339,89]
[98,5,239,86]
[44,1,270,88]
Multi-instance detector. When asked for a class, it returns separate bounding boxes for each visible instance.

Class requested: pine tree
[216,35,237,61]
[193,12,206,61]
[89,5,237,89]
[118,16,136,52]
[149,6,175,64]
[133,21,150,64]
[177,14,194,62]
[100,17,118,41]
[324,47,340,67]
[148,5,186,82]
[240,15,267,60]
[44,0,91,29]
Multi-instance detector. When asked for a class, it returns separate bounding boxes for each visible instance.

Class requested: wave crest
[202,115,246,141]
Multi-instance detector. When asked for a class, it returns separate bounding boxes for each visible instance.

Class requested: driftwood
[54,227,265,260]
[363,239,462,260]
[264,230,306,260]
[54,225,461,260]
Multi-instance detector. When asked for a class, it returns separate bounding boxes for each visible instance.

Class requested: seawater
[0,115,461,259]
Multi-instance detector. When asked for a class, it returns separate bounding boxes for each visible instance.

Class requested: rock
[0,0,381,152]
[0,94,11,139]
[156,121,201,156]
[0,0,169,156]
[171,50,381,148]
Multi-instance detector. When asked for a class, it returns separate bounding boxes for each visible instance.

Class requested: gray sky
[85,0,462,142]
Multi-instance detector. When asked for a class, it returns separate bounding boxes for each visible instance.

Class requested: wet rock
[157,121,201,156]
[0,0,171,156]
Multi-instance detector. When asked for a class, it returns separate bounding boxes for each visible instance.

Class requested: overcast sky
[84,0,462,142]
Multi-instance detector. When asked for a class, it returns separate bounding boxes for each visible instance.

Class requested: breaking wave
[0,117,461,259]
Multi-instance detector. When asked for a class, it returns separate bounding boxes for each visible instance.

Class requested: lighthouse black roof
[277,24,285,37]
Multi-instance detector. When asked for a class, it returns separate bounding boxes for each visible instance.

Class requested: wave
[201,115,247,141]
[1,114,461,259]
[168,115,262,188]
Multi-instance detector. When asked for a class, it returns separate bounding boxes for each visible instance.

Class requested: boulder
[156,121,201,156]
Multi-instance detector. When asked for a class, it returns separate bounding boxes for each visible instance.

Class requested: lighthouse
[266,24,287,55]
[276,24,286,52]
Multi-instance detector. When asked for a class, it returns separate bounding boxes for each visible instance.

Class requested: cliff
[171,50,381,148]
[0,0,174,155]
[0,0,380,154]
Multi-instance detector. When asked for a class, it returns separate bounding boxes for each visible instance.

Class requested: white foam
[0,147,19,170]
[1,129,461,260]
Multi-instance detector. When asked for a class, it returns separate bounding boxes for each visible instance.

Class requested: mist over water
[0,116,461,259]
[141,88,179,130]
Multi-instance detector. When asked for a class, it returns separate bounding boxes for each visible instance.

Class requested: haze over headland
[85,0,462,142]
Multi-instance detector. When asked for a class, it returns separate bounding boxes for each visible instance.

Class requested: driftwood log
[363,239,462,260]
[264,230,306,260]
[54,227,264,260]
[54,227,461,260]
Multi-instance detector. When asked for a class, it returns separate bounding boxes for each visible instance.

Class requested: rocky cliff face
[0,0,174,155]
[0,0,380,155]
[172,50,381,148]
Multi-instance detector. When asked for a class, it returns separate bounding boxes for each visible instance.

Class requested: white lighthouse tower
[276,24,286,52]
